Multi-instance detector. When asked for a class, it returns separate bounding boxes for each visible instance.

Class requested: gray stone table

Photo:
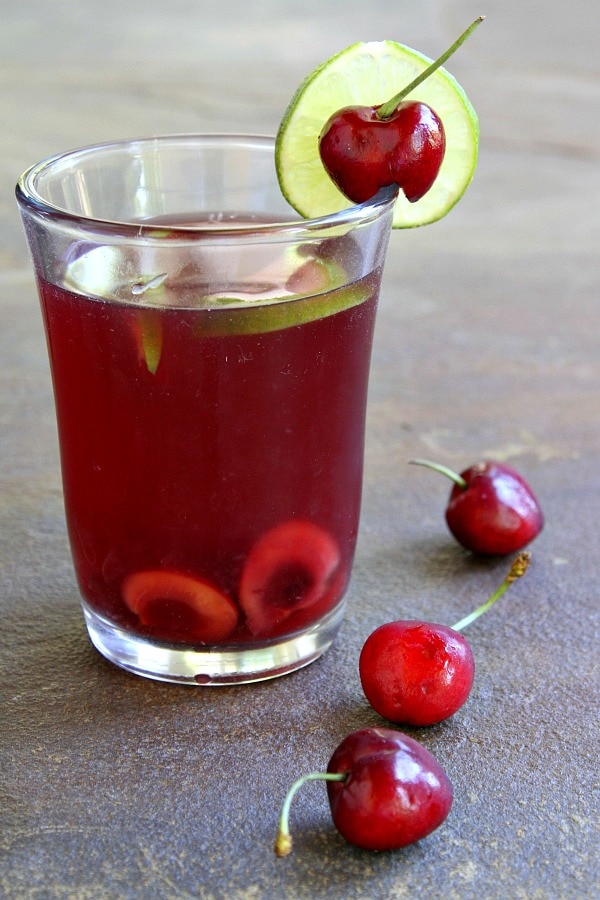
[1,1,598,897]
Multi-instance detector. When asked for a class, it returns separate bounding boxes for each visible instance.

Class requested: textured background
[1,1,599,897]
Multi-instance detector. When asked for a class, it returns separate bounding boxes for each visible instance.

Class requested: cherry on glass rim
[410,458,544,555]
[319,101,445,204]
[359,552,531,726]
[318,17,483,206]
[275,727,453,856]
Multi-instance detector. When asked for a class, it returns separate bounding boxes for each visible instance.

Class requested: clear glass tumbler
[16,134,394,684]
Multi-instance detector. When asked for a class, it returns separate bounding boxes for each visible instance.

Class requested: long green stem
[275,771,346,857]
[377,16,484,119]
[409,458,468,490]
[451,552,531,632]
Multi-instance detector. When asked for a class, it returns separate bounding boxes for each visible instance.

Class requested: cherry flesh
[120,519,342,642]
[359,552,530,726]
[319,101,445,204]
[318,17,483,207]
[275,727,452,855]
[122,569,238,642]
[412,459,544,555]
[238,519,341,636]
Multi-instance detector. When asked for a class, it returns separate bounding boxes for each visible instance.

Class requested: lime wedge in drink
[193,271,376,339]
[275,38,479,228]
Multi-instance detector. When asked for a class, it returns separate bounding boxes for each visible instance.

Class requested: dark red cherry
[319,101,445,204]
[411,459,544,555]
[275,727,452,855]
[326,728,453,850]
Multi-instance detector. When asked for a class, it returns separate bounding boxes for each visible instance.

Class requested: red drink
[38,264,381,649]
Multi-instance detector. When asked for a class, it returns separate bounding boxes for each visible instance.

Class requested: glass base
[82,601,345,685]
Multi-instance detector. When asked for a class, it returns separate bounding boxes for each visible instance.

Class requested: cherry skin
[319,101,445,204]
[446,462,544,555]
[326,728,453,850]
[412,459,544,555]
[275,727,452,855]
[359,621,474,727]
[358,553,530,727]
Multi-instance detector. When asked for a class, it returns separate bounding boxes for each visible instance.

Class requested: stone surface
[1,1,599,898]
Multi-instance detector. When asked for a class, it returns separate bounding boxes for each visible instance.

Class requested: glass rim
[15,132,397,238]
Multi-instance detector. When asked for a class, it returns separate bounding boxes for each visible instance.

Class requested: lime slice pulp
[275,39,479,228]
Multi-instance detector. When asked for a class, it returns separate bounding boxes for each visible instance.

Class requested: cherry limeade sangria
[17,135,395,683]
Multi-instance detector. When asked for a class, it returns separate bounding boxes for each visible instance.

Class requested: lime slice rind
[192,274,376,338]
[276,40,479,229]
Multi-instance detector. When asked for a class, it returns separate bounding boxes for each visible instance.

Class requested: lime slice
[192,270,377,339]
[133,273,375,373]
[275,39,479,228]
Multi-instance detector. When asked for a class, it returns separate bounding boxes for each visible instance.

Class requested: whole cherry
[359,553,530,727]
[275,727,452,855]
[319,102,445,204]
[318,17,483,206]
[410,458,544,555]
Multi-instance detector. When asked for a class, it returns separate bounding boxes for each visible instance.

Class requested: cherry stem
[274,771,346,857]
[451,552,531,632]
[409,458,468,490]
[377,16,485,119]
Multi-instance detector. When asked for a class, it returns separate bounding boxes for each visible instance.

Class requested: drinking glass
[16,134,394,684]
